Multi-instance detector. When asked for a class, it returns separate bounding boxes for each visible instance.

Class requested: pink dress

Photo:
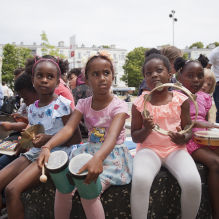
[186,91,214,154]
[134,91,188,158]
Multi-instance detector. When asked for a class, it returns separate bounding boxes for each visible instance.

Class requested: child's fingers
[84,172,95,185]
[77,164,87,175]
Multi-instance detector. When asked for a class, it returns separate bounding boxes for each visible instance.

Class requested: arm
[0,121,27,131]
[78,112,127,184]
[131,104,155,143]
[37,109,83,168]
[11,113,29,124]
[206,63,212,69]
[168,99,193,145]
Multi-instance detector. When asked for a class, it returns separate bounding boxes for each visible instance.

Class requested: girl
[131,54,202,219]
[0,56,81,219]
[174,55,219,219]
[38,50,133,219]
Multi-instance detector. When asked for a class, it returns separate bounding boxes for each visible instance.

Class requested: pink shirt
[75,95,130,144]
[134,91,188,158]
[55,79,75,110]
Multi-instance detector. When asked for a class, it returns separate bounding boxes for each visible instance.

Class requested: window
[60,50,64,55]
[114,76,117,85]
[78,52,81,59]
[114,54,116,60]
[119,52,125,60]
[0,48,2,56]
[69,51,71,58]
[119,66,123,71]
[87,51,90,56]
[78,62,81,67]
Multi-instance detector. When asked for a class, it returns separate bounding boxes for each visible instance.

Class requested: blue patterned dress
[21,96,73,162]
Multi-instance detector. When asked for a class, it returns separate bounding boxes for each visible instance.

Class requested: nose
[151,71,158,78]
[193,76,199,83]
[99,73,106,81]
[41,76,48,83]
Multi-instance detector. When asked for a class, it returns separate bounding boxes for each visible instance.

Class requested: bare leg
[192,147,219,219]
[5,160,44,219]
[0,156,32,210]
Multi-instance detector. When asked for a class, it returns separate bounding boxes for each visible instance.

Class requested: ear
[168,70,173,82]
[31,77,34,86]
[178,72,182,83]
[85,79,90,87]
[56,79,60,88]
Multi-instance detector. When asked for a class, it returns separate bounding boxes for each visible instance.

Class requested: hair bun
[174,57,186,72]
[197,54,209,68]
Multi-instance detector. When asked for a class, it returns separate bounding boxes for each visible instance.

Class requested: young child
[0,73,39,169]
[38,50,133,219]
[174,55,219,219]
[200,68,216,94]
[0,56,81,219]
[131,54,202,219]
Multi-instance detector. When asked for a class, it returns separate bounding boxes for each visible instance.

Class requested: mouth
[99,84,107,88]
[40,86,48,89]
[200,87,205,92]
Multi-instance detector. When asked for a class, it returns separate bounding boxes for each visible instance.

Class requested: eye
[104,71,110,75]
[37,74,42,78]
[188,74,193,78]
[198,74,204,79]
[145,72,151,76]
[93,72,98,76]
[48,75,54,79]
[157,68,163,72]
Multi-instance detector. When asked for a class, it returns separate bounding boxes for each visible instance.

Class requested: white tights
[131,149,202,219]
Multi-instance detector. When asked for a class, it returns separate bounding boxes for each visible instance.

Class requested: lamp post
[169,10,177,46]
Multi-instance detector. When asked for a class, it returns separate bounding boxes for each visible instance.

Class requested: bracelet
[41,146,51,152]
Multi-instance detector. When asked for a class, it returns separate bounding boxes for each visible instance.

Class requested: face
[68,73,77,89]
[144,59,172,90]
[200,77,212,94]
[178,62,204,94]
[17,89,39,106]
[32,61,60,95]
[86,58,114,95]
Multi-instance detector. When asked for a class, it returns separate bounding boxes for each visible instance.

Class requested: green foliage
[2,44,32,89]
[206,42,219,48]
[121,47,148,88]
[183,53,189,60]
[161,44,171,47]
[102,45,110,48]
[189,42,204,49]
[40,31,67,58]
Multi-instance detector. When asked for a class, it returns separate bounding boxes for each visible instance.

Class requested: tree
[1,44,32,89]
[183,53,189,60]
[206,42,219,48]
[102,45,110,48]
[189,42,204,49]
[40,31,67,58]
[121,47,148,89]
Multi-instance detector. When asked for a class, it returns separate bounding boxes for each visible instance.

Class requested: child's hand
[14,138,26,155]
[0,122,12,131]
[195,121,219,130]
[142,116,155,131]
[37,147,51,169]
[32,134,52,148]
[168,131,186,145]
[77,156,103,185]
[11,114,28,124]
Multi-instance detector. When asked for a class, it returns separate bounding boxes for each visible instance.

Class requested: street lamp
[169,10,177,46]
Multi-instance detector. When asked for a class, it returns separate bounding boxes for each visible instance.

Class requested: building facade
[0,41,132,91]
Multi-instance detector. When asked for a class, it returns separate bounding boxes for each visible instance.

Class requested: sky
[0,0,219,52]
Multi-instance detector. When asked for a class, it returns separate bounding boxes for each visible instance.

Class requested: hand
[142,116,155,131]
[37,147,51,169]
[0,122,12,131]
[195,121,219,130]
[14,139,26,155]
[77,156,103,185]
[168,131,186,145]
[11,114,28,124]
[32,134,52,148]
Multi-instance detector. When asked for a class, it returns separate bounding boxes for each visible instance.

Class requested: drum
[46,151,75,194]
[194,131,219,146]
[68,154,102,200]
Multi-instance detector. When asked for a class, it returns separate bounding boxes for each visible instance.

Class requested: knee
[208,159,219,174]
[180,174,201,195]
[5,183,20,200]
[132,171,152,191]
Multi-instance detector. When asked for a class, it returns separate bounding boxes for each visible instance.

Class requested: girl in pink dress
[131,54,202,219]
[174,55,219,219]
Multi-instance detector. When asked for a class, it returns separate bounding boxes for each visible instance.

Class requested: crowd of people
[0,45,218,219]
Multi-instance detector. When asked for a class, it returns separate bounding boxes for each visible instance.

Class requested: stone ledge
[21,163,211,219]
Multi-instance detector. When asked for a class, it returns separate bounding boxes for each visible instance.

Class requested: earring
[33,85,34,87]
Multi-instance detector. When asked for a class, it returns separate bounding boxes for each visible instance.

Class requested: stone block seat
[21,163,211,219]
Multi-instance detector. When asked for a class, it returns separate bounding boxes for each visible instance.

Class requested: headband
[32,55,61,77]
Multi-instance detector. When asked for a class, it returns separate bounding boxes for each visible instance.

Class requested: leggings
[55,182,110,219]
[131,149,202,219]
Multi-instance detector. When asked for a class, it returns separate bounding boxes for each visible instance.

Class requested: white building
[181,43,216,59]
[0,42,133,92]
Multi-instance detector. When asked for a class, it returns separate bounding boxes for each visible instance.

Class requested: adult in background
[68,68,92,138]
[207,46,219,123]
[2,81,9,101]
[0,84,3,108]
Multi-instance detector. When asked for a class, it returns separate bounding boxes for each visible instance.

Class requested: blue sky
[0,0,218,52]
